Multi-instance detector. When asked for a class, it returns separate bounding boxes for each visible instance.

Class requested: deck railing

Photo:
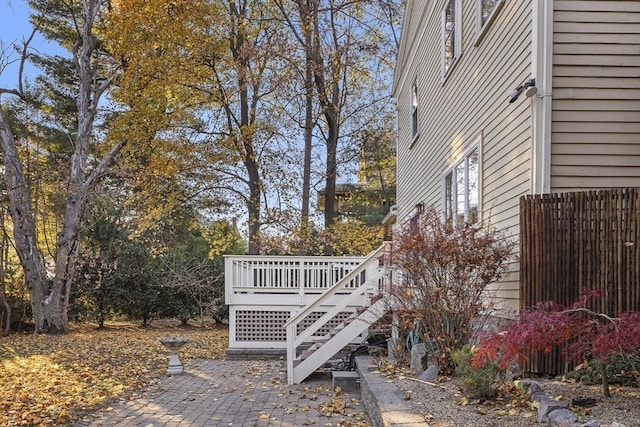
[225,255,366,304]
[224,254,370,349]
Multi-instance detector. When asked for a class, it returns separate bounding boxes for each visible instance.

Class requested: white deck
[224,254,371,349]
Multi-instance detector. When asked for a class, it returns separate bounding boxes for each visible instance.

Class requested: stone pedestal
[160,337,189,375]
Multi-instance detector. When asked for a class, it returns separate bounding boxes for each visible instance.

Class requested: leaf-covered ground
[0,322,228,426]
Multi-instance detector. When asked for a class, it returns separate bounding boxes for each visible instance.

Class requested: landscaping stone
[532,390,554,402]
[579,420,601,427]
[386,337,401,365]
[537,400,569,423]
[418,364,439,381]
[521,379,543,395]
[547,408,577,426]
[410,343,428,372]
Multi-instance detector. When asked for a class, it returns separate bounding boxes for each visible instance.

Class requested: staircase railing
[285,243,388,384]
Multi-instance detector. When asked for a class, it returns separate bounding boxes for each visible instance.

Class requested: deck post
[298,260,305,305]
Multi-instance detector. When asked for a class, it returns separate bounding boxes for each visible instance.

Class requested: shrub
[452,346,500,400]
[389,207,514,374]
[472,292,640,396]
[567,354,640,387]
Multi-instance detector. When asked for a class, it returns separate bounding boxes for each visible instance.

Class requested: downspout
[531,0,554,194]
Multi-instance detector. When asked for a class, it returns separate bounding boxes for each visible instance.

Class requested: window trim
[474,0,504,46]
[411,76,419,142]
[442,140,482,226]
[441,0,462,79]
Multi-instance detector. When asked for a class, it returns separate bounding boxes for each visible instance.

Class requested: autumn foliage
[389,208,514,374]
[472,292,640,396]
[0,322,228,425]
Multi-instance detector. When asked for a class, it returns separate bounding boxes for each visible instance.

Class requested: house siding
[550,0,640,192]
[394,0,534,311]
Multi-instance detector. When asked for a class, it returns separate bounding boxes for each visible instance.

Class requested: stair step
[314,335,329,344]
[332,371,360,393]
[329,323,345,336]
[299,346,317,361]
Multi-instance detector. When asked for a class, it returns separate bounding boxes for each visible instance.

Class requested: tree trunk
[299,1,314,255]
[1,0,123,333]
[308,0,340,247]
[0,222,11,336]
[600,361,611,397]
[247,167,262,255]
[230,1,262,255]
[0,107,51,333]
[323,108,338,230]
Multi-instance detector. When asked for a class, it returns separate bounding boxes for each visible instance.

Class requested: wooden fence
[519,188,639,374]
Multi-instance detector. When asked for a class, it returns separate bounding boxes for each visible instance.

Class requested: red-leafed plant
[472,291,640,397]
[389,208,515,374]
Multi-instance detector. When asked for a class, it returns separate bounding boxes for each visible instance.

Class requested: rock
[520,379,542,395]
[547,408,577,426]
[579,420,601,427]
[537,400,569,423]
[410,343,428,372]
[387,337,401,365]
[531,391,554,402]
[419,364,439,381]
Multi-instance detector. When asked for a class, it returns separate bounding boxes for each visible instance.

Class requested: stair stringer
[285,243,389,385]
[291,298,388,384]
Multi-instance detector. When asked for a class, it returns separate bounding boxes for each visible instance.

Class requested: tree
[0,0,124,333]
[158,236,219,327]
[340,127,396,225]
[108,0,298,255]
[390,208,514,374]
[275,0,402,249]
[70,198,129,328]
[472,292,640,397]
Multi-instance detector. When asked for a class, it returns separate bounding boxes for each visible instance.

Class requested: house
[224,0,639,384]
[392,0,640,313]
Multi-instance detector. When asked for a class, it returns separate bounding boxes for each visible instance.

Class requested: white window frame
[474,0,505,46]
[411,76,419,143]
[441,0,462,78]
[442,143,481,226]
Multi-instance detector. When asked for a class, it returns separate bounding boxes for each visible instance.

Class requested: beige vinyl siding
[551,0,640,192]
[393,0,533,311]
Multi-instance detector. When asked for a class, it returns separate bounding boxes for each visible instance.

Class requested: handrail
[283,243,386,329]
[285,242,388,384]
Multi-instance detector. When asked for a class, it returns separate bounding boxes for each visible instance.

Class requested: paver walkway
[76,359,370,427]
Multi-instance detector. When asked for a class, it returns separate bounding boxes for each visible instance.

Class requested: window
[442,0,461,75]
[444,147,479,225]
[411,77,418,138]
[475,0,504,44]
[479,0,502,27]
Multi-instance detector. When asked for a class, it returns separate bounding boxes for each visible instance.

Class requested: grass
[0,321,228,426]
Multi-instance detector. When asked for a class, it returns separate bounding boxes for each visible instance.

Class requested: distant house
[317,183,362,219]
[393,0,640,312]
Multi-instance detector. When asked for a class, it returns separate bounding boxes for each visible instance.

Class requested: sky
[0,0,63,90]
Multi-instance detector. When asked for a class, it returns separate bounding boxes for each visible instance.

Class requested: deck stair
[285,244,389,384]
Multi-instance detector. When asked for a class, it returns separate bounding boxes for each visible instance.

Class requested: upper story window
[442,0,461,76]
[480,0,501,26]
[444,146,480,225]
[475,0,504,44]
[411,77,418,139]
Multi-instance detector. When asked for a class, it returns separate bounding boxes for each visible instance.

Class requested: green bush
[452,346,500,400]
[567,354,640,387]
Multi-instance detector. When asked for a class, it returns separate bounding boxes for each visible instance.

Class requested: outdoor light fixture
[508,78,537,103]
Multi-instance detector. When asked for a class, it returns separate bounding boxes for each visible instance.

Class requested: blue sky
[0,0,63,90]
